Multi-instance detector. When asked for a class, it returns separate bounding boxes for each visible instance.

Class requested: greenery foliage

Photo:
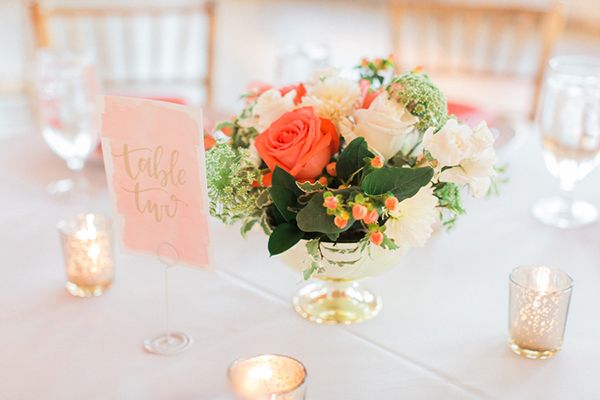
[434,182,465,229]
[205,144,263,226]
[386,72,448,132]
[206,59,503,279]
[355,56,395,88]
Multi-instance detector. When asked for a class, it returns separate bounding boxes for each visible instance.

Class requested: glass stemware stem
[35,49,100,201]
[533,56,600,228]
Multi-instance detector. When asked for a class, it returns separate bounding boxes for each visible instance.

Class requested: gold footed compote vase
[281,240,402,325]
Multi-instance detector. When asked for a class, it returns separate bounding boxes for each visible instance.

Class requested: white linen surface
[1,132,600,399]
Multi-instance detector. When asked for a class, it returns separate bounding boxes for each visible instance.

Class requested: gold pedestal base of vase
[293,279,381,325]
[508,339,560,360]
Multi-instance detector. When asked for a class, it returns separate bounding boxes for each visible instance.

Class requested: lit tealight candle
[58,214,114,297]
[228,354,307,400]
[508,266,573,359]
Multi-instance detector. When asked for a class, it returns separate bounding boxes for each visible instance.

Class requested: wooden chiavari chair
[29,0,216,107]
[388,1,565,120]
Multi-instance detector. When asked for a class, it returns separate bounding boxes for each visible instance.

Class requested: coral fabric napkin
[100,96,211,269]
[447,102,494,127]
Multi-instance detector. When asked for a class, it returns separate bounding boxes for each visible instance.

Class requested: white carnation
[423,119,497,198]
[439,148,496,198]
[385,185,438,250]
[422,119,472,167]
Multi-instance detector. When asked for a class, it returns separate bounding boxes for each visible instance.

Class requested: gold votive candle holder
[228,354,307,400]
[508,265,573,359]
[58,214,114,297]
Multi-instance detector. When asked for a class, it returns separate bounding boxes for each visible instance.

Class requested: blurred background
[1,0,599,139]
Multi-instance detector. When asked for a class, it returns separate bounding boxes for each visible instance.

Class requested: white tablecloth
[2,131,600,400]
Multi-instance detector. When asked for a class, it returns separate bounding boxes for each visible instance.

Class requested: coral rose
[255,107,340,183]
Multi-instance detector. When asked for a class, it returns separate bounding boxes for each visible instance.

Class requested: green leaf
[362,167,433,201]
[267,186,297,222]
[240,219,257,237]
[267,204,286,227]
[298,192,317,205]
[255,189,272,208]
[272,166,302,196]
[303,262,320,280]
[296,192,355,234]
[296,180,325,193]
[336,137,374,182]
[326,232,340,242]
[268,223,304,256]
[259,213,272,235]
[305,239,321,259]
[381,236,399,250]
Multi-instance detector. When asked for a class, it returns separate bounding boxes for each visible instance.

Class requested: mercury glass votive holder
[58,214,114,297]
[228,354,307,400]
[508,266,573,359]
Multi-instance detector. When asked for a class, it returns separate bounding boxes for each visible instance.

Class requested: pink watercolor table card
[100,96,210,269]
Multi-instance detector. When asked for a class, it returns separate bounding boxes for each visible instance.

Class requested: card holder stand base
[144,242,193,356]
[144,332,192,355]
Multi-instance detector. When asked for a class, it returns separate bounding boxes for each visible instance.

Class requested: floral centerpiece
[207,57,500,324]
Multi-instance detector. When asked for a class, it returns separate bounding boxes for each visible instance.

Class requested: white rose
[353,94,419,159]
[422,119,473,167]
[301,76,360,122]
[238,88,296,132]
[385,185,438,250]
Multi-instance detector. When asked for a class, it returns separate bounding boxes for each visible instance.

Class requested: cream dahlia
[301,75,360,122]
[385,185,438,250]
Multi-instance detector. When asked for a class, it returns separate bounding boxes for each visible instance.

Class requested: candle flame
[88,243,101,264]
[247,363,273,381]
[536,268,551,293]
[75,214,98,241]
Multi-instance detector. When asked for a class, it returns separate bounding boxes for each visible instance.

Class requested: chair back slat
[388,0,564,118]
[30,2,216,106]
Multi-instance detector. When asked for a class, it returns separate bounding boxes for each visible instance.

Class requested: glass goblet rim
[509,265,574,294]
[57,213,112,236]
[227,353,307,396]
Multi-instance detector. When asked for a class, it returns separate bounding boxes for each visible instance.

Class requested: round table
[2,130,600,399]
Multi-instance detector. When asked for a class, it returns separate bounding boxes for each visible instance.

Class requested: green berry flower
[386,71,448,132]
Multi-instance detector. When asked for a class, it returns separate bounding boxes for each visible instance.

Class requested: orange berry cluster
[326,161,337,177]
[322,192,350,229]
[310,162,337,188]
[351,195,383,246]
[322,190,401,247]
[370,155,384,169]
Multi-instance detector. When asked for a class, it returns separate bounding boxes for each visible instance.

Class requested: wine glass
[533,56,600,228]
[34,49,100,197]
